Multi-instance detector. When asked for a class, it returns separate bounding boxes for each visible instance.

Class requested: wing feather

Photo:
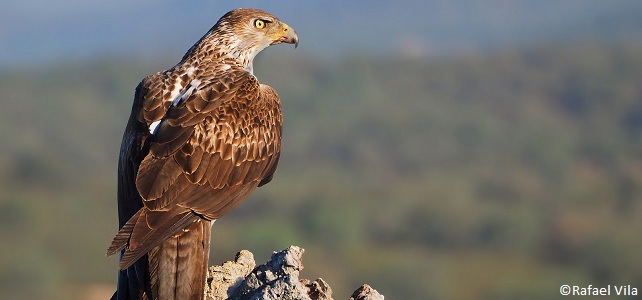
[186,152,212,184]
[136,156,183,201]
[111,63,283,275]
[174,143,204,174]
[144,175,192,210]
[120,208,196,269]
[208,154,233,189]
[150,125,195,157]
[106,209,143,256]
[167,107,208,127]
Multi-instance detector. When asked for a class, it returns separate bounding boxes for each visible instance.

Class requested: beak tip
[280,23,299,48]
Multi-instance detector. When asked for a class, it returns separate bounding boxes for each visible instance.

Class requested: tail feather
[149,219,211,300]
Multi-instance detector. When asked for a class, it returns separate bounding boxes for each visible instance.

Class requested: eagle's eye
[254,19,266,29]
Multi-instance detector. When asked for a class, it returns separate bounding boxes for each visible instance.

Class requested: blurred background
[2,1,642,299]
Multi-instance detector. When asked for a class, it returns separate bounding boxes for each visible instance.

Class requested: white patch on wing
[148,75,201,135]
[172,79,201,107]
[168,82,183,107]
[149,120,161,134]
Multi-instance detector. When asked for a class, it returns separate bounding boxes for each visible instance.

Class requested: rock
[205,246,383,300]
[349,285,384,300]
[305,278,333,300]
[205,250,256,299]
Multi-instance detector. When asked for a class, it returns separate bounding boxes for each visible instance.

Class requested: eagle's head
[204,8,298,72]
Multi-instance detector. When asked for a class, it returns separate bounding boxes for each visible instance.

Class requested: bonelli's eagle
[106,8,298,300]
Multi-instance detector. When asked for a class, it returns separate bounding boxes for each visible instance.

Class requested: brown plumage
[107,8,298,300]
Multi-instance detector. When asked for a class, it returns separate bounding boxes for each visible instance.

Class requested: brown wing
[109,66,282,269]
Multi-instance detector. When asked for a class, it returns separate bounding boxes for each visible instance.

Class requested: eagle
[106,8,298,300]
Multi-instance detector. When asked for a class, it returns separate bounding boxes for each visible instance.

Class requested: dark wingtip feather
[106,210,141,256]
[106,233,130,257]
[119,212,198,270]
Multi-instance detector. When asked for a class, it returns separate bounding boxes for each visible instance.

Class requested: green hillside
[1,43,641,299]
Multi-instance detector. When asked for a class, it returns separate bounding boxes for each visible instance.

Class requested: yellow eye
[254,19,266,29]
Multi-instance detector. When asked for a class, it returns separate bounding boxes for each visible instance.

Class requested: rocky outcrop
[204,246,383,300]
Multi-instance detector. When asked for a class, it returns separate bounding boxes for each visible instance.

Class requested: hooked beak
[277,23,299,48]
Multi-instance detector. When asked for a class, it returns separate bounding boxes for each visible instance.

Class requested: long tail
[110,219,211,300]
[148,219,211,300]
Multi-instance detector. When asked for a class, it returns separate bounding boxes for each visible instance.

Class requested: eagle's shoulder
[136,66,199,126]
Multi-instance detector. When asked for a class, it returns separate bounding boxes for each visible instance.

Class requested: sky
[2,0,642,68]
